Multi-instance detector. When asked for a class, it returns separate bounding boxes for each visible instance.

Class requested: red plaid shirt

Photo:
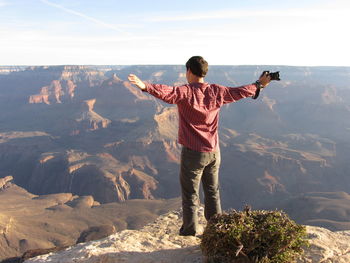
[145,82,257,152]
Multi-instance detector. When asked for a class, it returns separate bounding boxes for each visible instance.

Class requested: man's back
[144,82,258,152]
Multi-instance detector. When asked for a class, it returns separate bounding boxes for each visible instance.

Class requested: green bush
[200,206,309,263]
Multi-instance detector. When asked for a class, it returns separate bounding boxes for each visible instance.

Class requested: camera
[252,71,281,100]
[263,71,280,81]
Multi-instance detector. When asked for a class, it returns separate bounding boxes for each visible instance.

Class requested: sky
[0,0,349,66]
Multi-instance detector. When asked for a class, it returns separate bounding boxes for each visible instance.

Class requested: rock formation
[23,209,204,263]
[0,182,181,261]
[76,225,116,244]
[29,80,64,104]
[28,78,77,105]
[24,150,159,203]
[75,99,111,131]
[0,176,13,190]
[23,208,350,263]
[26,66,105,106]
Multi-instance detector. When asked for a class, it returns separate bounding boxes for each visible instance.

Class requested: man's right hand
[128,74,146,91]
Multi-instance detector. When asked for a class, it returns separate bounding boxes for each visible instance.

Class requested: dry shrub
[201,206,309,263]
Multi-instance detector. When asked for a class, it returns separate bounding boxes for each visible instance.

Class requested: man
[128,56,271,236]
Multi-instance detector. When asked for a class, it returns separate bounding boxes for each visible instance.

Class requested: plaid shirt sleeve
[145,83,188,104]
[219,84,258,105]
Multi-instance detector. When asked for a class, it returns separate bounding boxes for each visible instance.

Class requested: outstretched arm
[221,72,272,104]
[128,73,186,104]
[128,74,146,91]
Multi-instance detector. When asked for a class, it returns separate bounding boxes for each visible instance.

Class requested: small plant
[201,206,309,263]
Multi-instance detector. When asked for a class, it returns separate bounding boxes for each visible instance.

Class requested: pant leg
[201,150,222,221]
[179,147,208,235]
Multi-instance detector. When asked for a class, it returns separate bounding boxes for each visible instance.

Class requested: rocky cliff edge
[24,208,350,263]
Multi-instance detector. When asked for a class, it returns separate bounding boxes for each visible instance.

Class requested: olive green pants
[179,146,222,236]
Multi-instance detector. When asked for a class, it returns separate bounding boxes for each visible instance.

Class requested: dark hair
[185,56,208,77]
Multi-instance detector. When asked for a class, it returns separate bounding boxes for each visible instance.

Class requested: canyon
[1,65,350,260]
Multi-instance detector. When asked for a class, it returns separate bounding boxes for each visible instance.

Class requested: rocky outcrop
[1,247,69,263]
[75,99,111,131]
[27,150,159,203]
[28,80,76,104]
[76,225,116,244]
[26,65,105,105]
[65,80,76,99]
[23,209,204,263]
[0,176,13,190]
[0,182,181,261]
[300,226,350,262]
[23,208,350,263]
[121,168,158,200]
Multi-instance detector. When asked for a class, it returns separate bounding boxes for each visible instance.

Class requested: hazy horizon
[2,64,350,68]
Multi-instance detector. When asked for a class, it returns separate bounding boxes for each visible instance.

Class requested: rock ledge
[24,208,350,263]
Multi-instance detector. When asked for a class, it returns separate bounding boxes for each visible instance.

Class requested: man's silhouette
[128,56,271,236]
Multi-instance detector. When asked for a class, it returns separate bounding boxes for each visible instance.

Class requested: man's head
[185,56,208,78]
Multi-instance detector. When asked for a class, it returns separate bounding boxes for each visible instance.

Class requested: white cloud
[40,0,131,35]
[0,0,8,7]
